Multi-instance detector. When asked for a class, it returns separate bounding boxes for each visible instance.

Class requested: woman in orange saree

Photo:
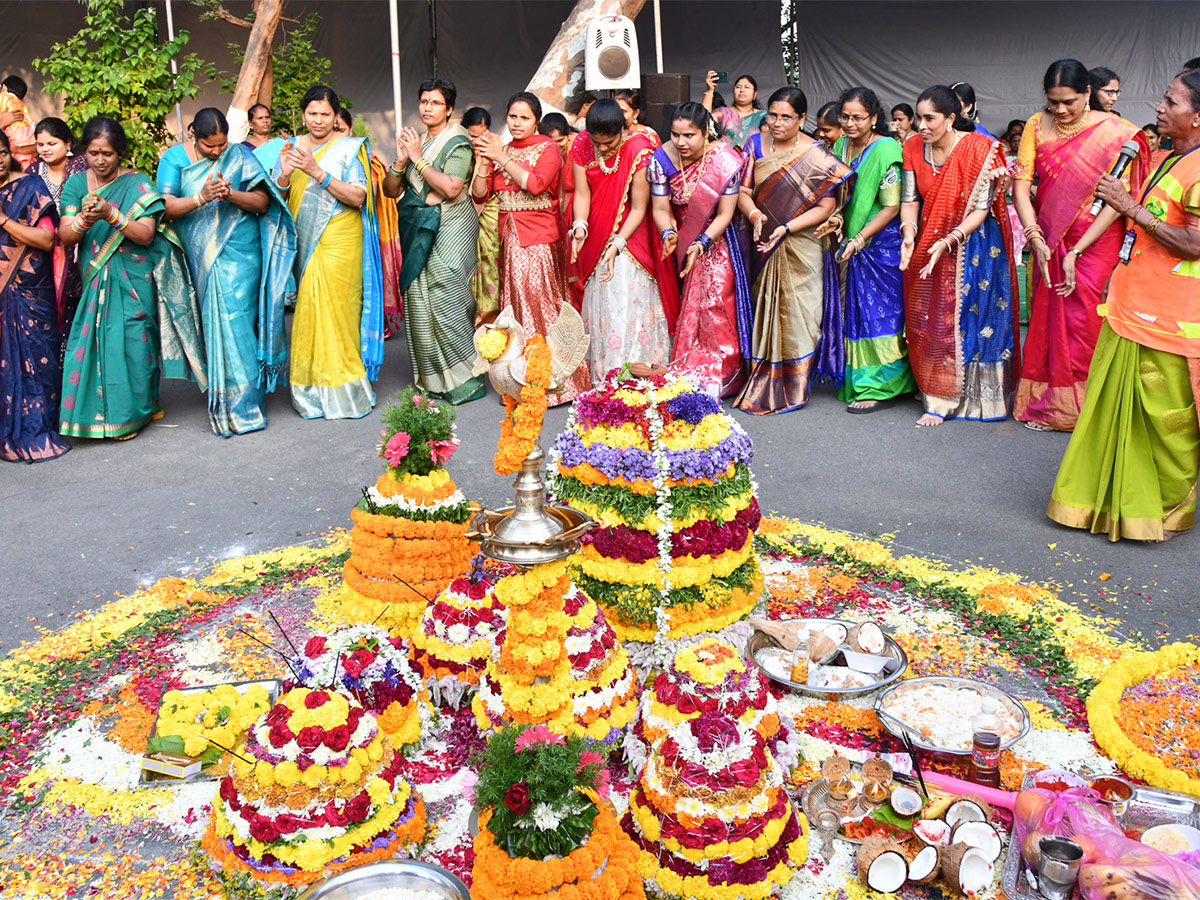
[900,86,1019,426]
[1013,59,1149,431]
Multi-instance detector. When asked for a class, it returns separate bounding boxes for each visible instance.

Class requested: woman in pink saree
[1013,58,1148,431]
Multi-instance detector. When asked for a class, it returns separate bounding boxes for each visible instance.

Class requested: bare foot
[916,413,944,427]
[1160,529,1183,542]
[1023,421,1054,432]
[849,399,878,410]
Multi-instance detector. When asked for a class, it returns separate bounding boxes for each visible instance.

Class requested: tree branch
[214,6,253,28]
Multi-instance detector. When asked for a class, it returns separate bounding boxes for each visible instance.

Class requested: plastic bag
[1011,786,1200,900]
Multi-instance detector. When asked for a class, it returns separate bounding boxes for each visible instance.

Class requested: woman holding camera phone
[703,71,766,149]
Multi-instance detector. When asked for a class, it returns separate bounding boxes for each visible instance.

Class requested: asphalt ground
[3,330,1197,655]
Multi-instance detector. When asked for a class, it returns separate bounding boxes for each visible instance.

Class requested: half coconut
[940,843,995,895]
[858,836,909,894]
[908,844,940,884]
[950,820,1003,863]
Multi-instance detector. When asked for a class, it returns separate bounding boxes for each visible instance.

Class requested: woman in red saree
[570,99,679,383]
[648,102,750,396]
[900,86,1019,426]
[1013,59,1149,431]
[472,92,590,405]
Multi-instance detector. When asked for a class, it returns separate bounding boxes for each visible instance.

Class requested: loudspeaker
[584,16,640,91]
[642,73,690,140]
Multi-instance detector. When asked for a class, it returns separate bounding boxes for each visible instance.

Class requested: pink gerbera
[514,724,565,753]
[384,431,411,466]
[427,438,460,465]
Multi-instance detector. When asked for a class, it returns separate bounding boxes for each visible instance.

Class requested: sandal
[1023,421,1055,432]
[846,397,898,415]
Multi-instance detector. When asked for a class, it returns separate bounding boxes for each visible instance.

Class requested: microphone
[1090,140,1141,216]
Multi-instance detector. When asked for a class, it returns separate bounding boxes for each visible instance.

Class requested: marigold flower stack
[622,640,808,900]
[203,687,426,887]
[549,372,764,643]
[337,388,475,635]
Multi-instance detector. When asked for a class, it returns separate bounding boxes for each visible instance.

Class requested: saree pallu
[369,155,404,335]
[1,175,68,461]
[1015,120,1149,430]
[904,134,1019,420]
[733,135,852,415]
[559,161,583,310]
[33,156,88,361]
[395,125,484,404]
[60,172,205,438]
[472,195,501,319]
[286,136,384,419]
[1048,324,1198,541]
[649,143,750,396]
[158,142,296,436]
[496,217,591,405]
[716,107,766,148]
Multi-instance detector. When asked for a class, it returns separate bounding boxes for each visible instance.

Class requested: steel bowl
[295,859,470,900]
[746,618,909,699]
[873,675,1031,757]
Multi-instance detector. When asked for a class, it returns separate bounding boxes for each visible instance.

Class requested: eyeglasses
[765,112,798,123]
[419,98,446,108]
[1101,88,1120,98]
[838,114,871,124]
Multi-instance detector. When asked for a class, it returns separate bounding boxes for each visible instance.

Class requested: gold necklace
[1054,108,1090,140]
[597,137,625,175]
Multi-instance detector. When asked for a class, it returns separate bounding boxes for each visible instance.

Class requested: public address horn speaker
[585,15,640,91]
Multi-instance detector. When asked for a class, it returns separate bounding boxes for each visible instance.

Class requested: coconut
[890,785,924,817]
[913,819,951,846]
[849,621,887,655]
[822,622,848,645]
[808,631,839,666]
[940,843,995,895]
[908,844,940,884]
[945,794,992,828]
[858,836,909,894]
[950,820,1003,862]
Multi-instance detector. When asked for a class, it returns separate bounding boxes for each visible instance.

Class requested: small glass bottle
[967,697,1003,787]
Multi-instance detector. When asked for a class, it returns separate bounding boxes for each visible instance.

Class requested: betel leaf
[146,734,222,766]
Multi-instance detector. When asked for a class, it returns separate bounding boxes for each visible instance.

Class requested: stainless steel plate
[874,676,1031,757]
[747,618,909,699]
[296,859,471,900]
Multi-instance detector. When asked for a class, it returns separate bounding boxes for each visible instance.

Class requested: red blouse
[486,133,562,247]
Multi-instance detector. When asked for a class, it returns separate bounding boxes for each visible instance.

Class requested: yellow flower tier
[473,561,639,742]
[549,373,763,643]
[336,467,475,636]
[202,687,426,887]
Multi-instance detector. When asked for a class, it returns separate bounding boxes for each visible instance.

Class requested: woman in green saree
[58,117,204,440]
[384,77,485,404]
[157,108,295,437]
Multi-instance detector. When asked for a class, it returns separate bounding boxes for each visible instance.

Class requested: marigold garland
[1087,642,1200,797]
[494,336,552,475]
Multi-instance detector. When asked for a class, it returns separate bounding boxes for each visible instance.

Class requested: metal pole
[163,0,185,141]
[653,0,664,74]
[389,0,403,138]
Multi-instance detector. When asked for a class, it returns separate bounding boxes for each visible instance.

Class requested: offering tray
[748,617,909,699]
[296,859,470,900]
[138,678,281,787]
[874,676,1030,757]
[1000,771,1200,900]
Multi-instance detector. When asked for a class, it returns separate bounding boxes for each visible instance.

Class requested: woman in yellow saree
[275,86,384,420]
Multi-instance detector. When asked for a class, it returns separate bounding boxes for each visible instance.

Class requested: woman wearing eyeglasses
[1089,67,1120,113]
[732,86,852,415]
[899,85,1019,427]
[1012,59,1148,432]
[384,77,485,405]
[825,87,916,412]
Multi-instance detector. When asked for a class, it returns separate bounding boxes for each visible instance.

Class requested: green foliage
[354,496,472,525]
[550,465,754,525]
[377,387,460,477]
[571,556,760,625]
[209,10,348,136]
[34,0,206,174]
[472,725,604,859]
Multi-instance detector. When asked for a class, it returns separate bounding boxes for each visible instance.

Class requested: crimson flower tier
[549,373,763,644]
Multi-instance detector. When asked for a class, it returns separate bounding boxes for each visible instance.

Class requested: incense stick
[207,737,254,766]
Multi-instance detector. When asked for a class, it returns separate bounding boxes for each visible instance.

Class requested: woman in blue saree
[59,117,205,441]
[274,86,384,419]
[1,131,69,461]
[157,108,295,436]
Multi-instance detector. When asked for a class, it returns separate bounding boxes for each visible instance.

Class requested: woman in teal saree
[157,108,295,436]
[59,117,204,440]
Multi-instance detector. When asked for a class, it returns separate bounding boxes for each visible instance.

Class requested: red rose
[342,655,363,678]
[350,647,376,670]
[265,705,289,726]
[450,577,470,594]
[268,722,293,748]
[346,793,372,822]
[388,636,407,652]
[274,813,305,834]
[346,707,364,731]
[303,690,330,709]
[323,724,352,752]
[304,636,327,659]
[467,582,487,600]
[728,758,760,787]
[504,781,531,816]
[323,799,350,828]
[248,818,280,844]
[296,726,325,751]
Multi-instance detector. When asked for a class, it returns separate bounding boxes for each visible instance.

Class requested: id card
[1118,229,1136,264]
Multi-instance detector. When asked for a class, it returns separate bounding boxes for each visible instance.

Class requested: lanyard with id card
[1120,145,1200,263]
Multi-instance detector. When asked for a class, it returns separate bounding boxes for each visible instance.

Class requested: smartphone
[714,71,729,83]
